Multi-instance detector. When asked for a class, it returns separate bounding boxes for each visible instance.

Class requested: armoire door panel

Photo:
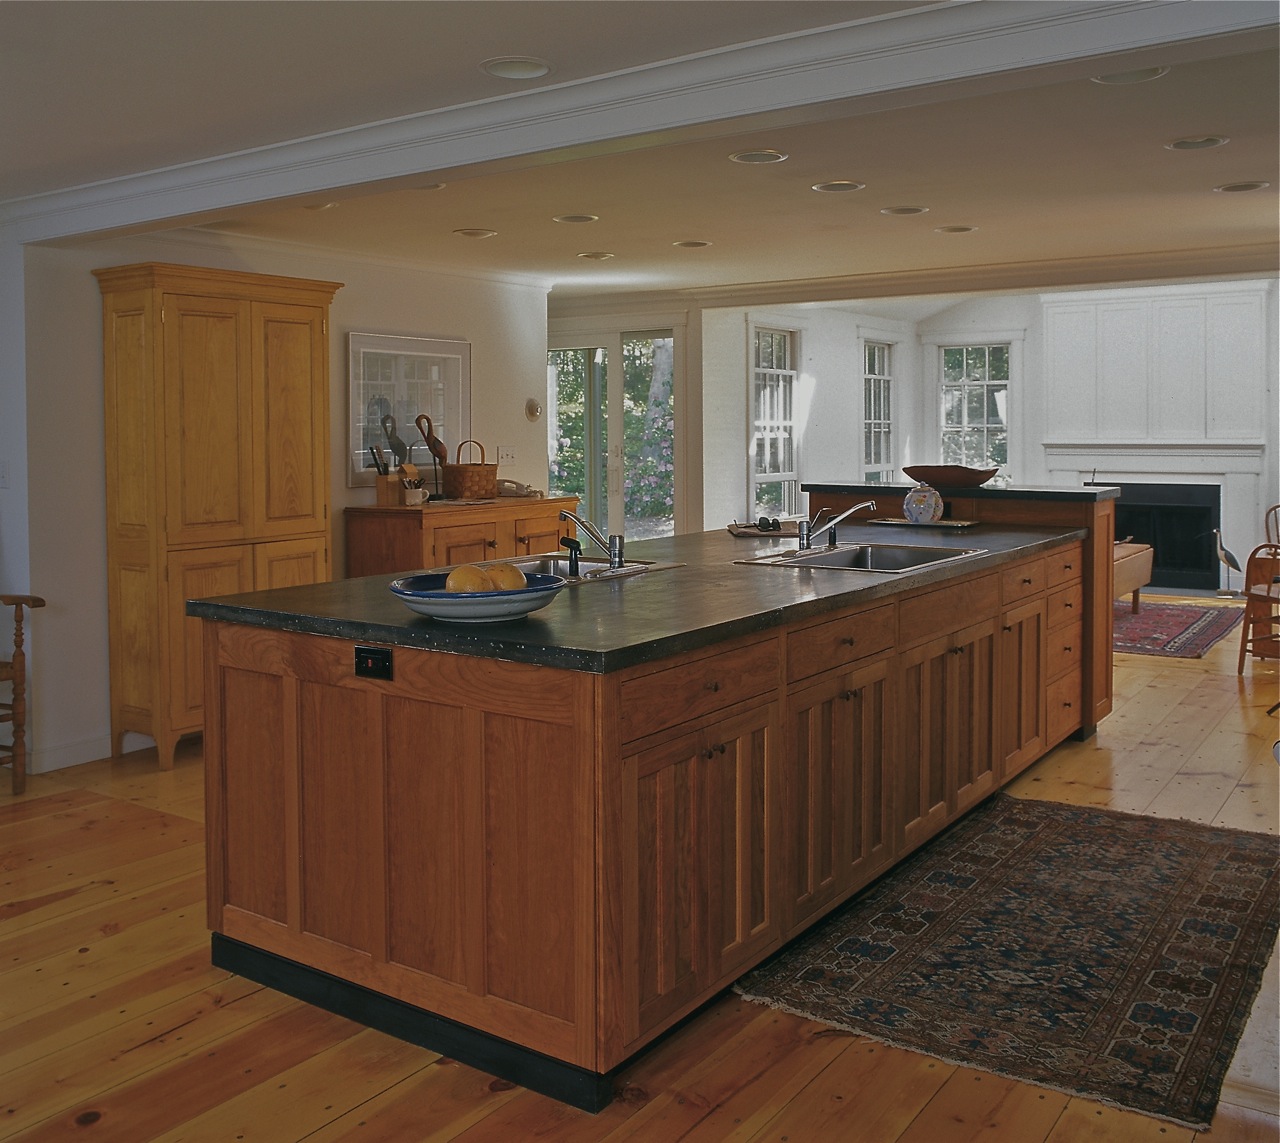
[253,302,329,537]
[163,294,251,544]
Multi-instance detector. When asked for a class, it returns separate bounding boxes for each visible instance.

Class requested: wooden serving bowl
[902,465,998,488]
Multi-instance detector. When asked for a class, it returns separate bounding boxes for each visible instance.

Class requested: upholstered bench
[1114,542,1154,613]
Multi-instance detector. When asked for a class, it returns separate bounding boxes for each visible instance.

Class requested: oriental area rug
[734,795,1280,1130]
[1113,601,1243,658]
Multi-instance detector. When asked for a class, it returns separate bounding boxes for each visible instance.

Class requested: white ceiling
[3,1,1277,307]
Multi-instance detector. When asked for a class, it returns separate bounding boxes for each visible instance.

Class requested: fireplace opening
[1094,483,1221,590]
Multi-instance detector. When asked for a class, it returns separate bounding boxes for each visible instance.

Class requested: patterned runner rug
[1113,601,1243,658]
[735,796,1279,1129]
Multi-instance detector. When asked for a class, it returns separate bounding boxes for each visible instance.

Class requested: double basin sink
[736,541,985,574]
[477,541,983,585]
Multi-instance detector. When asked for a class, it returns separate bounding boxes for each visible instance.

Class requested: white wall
[23,233,550,772]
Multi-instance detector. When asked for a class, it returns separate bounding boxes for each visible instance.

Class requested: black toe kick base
[210,934,616,1112]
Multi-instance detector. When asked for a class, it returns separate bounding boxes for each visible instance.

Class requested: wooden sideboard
[344,496,580,577]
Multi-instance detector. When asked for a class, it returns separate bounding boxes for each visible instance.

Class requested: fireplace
[1101,483,1221,590]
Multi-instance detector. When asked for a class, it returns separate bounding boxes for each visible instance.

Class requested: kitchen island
[190,494,1114,1110]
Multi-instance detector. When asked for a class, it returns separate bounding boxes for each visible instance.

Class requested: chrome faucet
[559,509,625,569]
[797,500,877,549]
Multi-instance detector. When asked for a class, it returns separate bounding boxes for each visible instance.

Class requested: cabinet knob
[841,636,857,647]
[1064,645,1073,653]
[1022,577,1033,585]
[705,680,721,692]
[516,535,528,545]
[951,646,965,655]
[1064,601,1074,609]
[841,688,860,701]
[1002,624,1013,632]
[487,539,498,549]
[703,742,727,759]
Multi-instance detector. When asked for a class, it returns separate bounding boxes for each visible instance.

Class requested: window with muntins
[863,341,893,484]
[751,328,798,517]
[941,343,1009,470]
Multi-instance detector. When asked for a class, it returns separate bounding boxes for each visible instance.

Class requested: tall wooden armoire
[94,263,343,767]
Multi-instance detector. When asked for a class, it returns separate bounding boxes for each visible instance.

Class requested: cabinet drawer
[1046,544,1084,588]
[620,639,780,742]
[1047,582,1084,629]
[899,574,999,648]
[1001,559,1045,605]
[1046,669,1083,743]
[787,604,896,683]
[1047,620,1083,679]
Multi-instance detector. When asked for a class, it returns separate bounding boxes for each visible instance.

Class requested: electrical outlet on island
[497,446,517,465]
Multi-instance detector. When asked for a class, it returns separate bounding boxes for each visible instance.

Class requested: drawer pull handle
[706,680,721,692]
[1062,700,1073,709]
[487,539,498,549]
[1064,563,1074,570]
[703,743,728,758]
[951,646,964,655]
[841,636,857,647]
[840,688,861,701]
[516,535,528,544]
[1064,645,1073,653]
[1064,601,1074,609]
[1002,624,1013,632]
[1022,577,1034,585]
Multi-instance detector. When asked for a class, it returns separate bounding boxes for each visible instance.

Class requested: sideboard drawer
[1001,558,1046,605]
[787,603,896,683]
[1047,583,1084,629]
[619,638,780,742]
[1046,544,1084,588]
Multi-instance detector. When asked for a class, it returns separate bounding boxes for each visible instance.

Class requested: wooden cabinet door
[514,510,569,556]
[251,301,329,539]
[785,657,893,934]
[433,521,500,566]
[167,545,253,734]
[622,725,707,1042]
[621,699,780,1044]
[897,618,999,852]
[701,702,780,982]
[999,598,1047,780]
[253,535,329,589]
[163,294,252,546]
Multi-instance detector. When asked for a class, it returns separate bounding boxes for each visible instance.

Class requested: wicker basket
[441,440,499,499]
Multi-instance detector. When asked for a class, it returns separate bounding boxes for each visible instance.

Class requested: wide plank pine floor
[2,598,1276,1142]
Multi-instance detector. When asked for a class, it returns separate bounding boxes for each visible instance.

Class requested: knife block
[376,475,406,506]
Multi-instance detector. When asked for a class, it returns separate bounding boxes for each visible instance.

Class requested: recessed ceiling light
[1166,136,1229,151]
[481,56,551,80]
[673,240,711,249]
[935,225,976,234]
[812,181,866,193]
[454,228,497,239]
[576,251,615,260]
[730,149,788,164]
[1214,181,1271,193]
[881,206,929,216]
[1091,66,1170,85]
[553,214,599,224]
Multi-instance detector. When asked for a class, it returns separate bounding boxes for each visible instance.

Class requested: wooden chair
[1266,504,1279,544]
[1,594,45,795]
[1237,544,1280,675]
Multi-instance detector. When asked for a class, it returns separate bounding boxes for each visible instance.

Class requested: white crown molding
[5,1,1274,246]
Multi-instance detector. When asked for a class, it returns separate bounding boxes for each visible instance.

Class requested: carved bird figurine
[381,414,409,469]
[1214,528,1242,595]
[415,414,449,467]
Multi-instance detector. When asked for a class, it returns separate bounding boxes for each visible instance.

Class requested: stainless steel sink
[505,554,683,584]
[736,542,985,574]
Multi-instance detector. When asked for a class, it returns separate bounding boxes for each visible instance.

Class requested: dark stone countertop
[804,481,1121,501]
[187,522,1086,673]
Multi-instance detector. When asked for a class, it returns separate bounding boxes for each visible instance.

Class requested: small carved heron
[1214,528,1242,595]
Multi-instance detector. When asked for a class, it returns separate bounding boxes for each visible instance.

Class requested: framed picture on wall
[347,333,471,487]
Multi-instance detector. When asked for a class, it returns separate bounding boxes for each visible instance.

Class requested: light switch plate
[497,446,517,465]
